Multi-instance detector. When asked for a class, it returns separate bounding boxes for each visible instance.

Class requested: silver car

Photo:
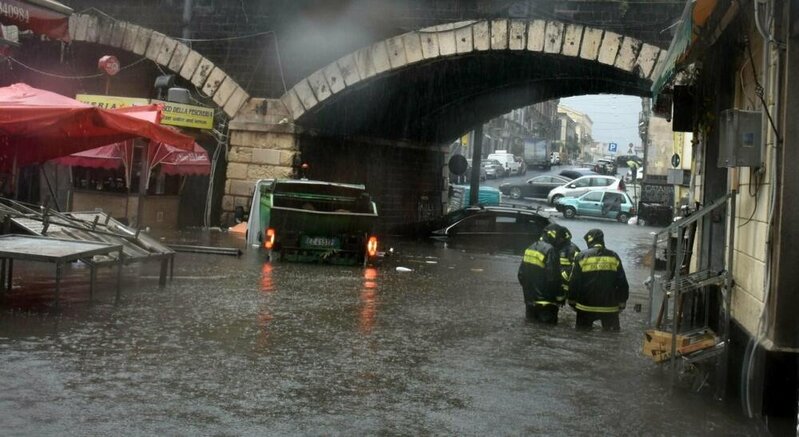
[547,175,624,205]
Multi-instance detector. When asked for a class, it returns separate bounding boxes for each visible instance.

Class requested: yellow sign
[75,94,148,109]
[76,94,215,130]
[151,99,215,130]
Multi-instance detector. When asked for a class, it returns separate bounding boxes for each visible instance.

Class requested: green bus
[246,179,379,265]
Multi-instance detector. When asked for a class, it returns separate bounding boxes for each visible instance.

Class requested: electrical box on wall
[718,109,762,168]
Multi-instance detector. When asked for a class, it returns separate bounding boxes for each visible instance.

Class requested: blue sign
[608,142,618,153]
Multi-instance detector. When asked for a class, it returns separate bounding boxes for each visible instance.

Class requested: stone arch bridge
[224,19,664,229]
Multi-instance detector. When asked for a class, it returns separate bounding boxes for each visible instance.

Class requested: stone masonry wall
[222,98,298,225]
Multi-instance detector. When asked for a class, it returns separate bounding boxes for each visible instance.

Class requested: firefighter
[569,229,629,331]
[518,224,562,324]
[552,225,580,300]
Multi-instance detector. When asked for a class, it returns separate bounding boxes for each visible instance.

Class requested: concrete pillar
[222,98,299,225]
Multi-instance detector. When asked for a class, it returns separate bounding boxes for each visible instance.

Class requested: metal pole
[469,125,484,206]
[670,226,684,387]
[717,190,736,400]
[54,263,61,309]
[89,262,96,302]
[115,251,124,304]
[649,233,658,324]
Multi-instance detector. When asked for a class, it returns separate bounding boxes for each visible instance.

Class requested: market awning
[0,83,194,169]
[54,138,210,188]
[148,141,211,176]
[651,0,739,97]
[0,0,73,42]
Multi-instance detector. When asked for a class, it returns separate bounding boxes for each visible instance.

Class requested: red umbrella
[0,0,72,42]
[54,139,210,189]
[0,83,194,170]
[148,141,211,177]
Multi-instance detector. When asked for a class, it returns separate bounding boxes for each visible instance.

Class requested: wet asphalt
[0,210,768,434]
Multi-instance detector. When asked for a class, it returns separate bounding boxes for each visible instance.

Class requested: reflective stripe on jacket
[558,242,580,294]
[518,240,561,306]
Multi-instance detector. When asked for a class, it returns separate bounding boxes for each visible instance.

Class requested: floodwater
[0,220,766,435]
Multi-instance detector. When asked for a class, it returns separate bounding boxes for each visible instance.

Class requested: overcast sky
[560,95,643,151]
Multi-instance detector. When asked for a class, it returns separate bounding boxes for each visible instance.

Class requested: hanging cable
[7,56,148,79]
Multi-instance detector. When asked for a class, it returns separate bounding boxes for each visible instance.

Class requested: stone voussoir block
[145,32,165,61]
[223,87,249,118]
[386,35,408,69]
[201,67,226,97]
[179,50,203,80]
[156,36,179,67]
[543,21,564,54]
[212,76,237,108]
[508,20,527,50]
[191,57,215,88]
[121,23,140,52]
[490,19,508,50]
[132,27,153,56]
[280,89,305,121]
[307,69,332,103]
[402,32,424,64]
[109,21,126,48]
[84,15,100,43]
[336,53,361,87]
[168,42,191,73]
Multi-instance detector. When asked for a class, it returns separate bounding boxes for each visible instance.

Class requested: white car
[487,151,521,175]
[547,175,625,205]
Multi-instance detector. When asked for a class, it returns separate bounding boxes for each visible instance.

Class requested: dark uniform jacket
[558,242,580,296]
[569,245,629,313]
[518,240,561,306]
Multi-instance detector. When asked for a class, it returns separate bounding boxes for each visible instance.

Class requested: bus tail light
[367,236,378,257]
[264,228,276,250]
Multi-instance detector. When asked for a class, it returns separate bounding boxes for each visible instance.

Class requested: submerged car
[499,175,572,200]
[547,175,624,205]
[246,179,380,265]
[556,189,636,223]
[430,206,550,254]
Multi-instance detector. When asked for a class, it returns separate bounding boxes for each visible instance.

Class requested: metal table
[0,234,124,306]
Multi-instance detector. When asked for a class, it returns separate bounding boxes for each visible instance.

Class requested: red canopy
[54,139,210,187]
[148,141,211,176]
[0,83,194,169]
[0,0,72,42]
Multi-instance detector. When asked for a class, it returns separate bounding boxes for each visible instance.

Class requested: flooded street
[0,221,765,435]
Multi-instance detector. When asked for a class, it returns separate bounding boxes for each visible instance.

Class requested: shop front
[56,138,210,230]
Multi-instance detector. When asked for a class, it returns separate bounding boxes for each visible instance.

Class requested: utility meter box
[718,109,762,167]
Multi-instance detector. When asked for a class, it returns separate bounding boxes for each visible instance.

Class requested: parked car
[556,189,636,223]
[430,206,550,254]
[482,159,507,179]
[499,175,572,200]
[465,159,487,182]
[593,159,618,175]
[559,168,598,180]
[487,151,521,175]
[547,175,625,205]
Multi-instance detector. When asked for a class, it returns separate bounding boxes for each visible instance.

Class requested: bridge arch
[280,19,664,142]
[67,13,250,118]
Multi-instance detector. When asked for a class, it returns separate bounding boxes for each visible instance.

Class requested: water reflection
[260,263,274,293]
[359,267,378,334]
[257,263,275,349]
